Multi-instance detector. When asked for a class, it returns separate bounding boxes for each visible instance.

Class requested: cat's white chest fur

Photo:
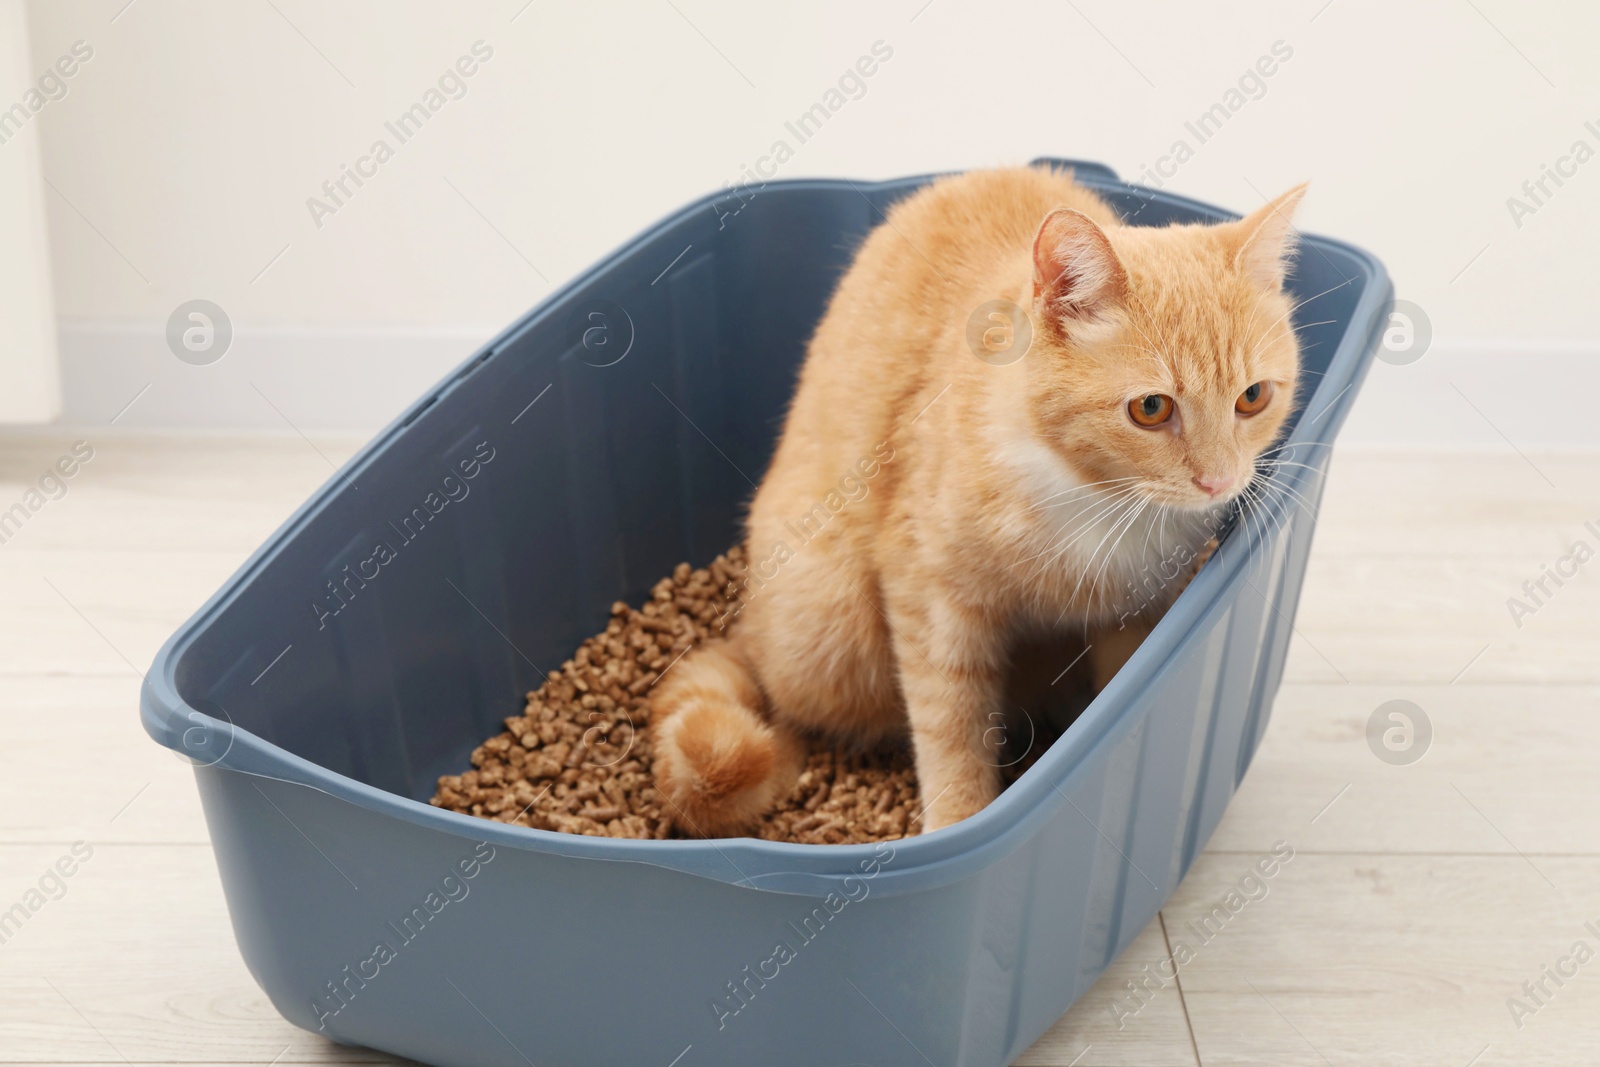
[992,427,1217,622]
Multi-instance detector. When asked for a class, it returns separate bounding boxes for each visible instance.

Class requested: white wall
[23,0,1600,442]
[0,0,60,422]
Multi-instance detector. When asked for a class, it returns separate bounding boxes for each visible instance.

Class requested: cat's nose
[1192,474,1234,497]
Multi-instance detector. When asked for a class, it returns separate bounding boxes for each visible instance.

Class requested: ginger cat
[651,165,1306,836]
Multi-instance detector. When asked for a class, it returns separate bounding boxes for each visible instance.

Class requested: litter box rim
[141,159,1392,900]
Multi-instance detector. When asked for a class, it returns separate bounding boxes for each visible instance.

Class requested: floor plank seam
[1157,910,1205,1067]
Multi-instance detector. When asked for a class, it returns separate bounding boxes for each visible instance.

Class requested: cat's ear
[1032,209,1128,330]
[1231,183,1308,291]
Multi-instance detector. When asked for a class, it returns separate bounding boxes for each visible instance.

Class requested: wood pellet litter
[430,547,1070,843]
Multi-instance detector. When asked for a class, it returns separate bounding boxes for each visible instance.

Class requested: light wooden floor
[1,435,1596,1065]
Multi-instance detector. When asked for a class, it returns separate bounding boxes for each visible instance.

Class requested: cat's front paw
[916,784,993,834]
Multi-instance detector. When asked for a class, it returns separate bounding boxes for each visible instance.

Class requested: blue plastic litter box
[142,158,1390,1067]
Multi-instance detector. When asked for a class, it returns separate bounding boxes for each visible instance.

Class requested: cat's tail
[650,635,803,838]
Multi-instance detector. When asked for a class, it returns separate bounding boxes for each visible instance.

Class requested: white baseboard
[49,323,1600,447]
[1338,339,1599,448]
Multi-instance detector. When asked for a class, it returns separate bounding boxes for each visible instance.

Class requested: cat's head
[1025,185,1307,512]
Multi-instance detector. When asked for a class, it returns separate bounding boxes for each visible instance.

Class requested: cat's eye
[1128,393,1174,427]
[1235,381,1272,416]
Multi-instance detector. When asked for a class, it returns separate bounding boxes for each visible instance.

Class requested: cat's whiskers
[1281,277,1354,322]
[1257,439,1334,459]
[1252,443,1333,486]
[1255,454,1329,495]
[1262,476,1321,515]
[1245,319,1336,369]
[1228,482,1264,558]
[1244,324,1293,366]
[1055,493,1151,624]
[1015,484,1145,575]
[1092,501,1159,620]
[1085,497,1151,617]
[1248,479,1298,557]
[1012,489,1142,582]
[1021,488,1146,588]
[1254,470,1323,524]
[1025,476,1141,513]
[1138,494,1162,561]
[1233,456,1324,560]
[1245,279,1353,364]
[1260,456,1327,472]
[1045,499,1142,616]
